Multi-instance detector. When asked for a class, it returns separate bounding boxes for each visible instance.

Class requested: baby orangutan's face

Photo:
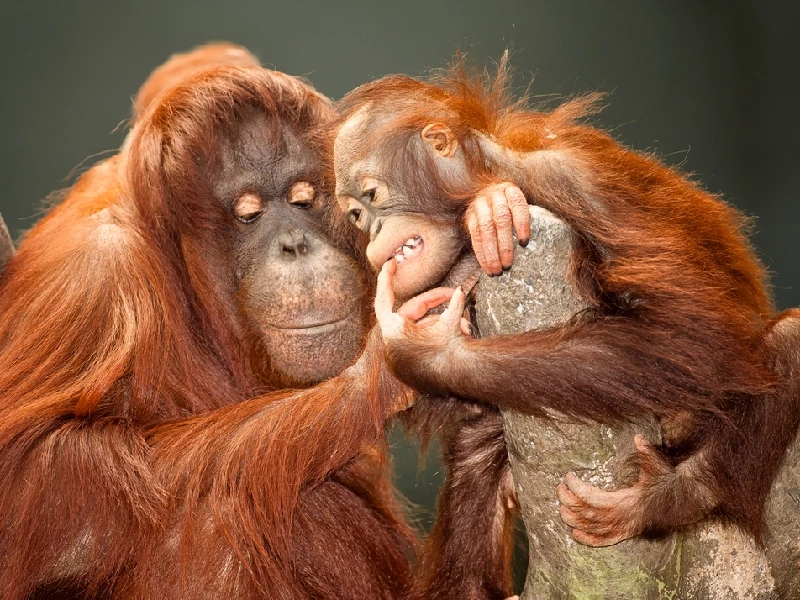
[333,110,465,301]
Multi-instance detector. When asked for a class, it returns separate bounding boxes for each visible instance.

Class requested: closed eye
[362,188,376,203]
[289,181,315,209]
[237,211,263,223]
[233,192,265,223]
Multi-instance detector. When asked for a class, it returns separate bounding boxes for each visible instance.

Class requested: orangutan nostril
[278,229,309,259]
[347,207,362,225]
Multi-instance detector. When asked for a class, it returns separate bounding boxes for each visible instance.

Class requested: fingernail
[519,238,530,248]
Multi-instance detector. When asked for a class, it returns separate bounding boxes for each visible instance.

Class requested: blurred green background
[1,0,798,584]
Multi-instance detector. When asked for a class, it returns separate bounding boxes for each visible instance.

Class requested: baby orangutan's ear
[421,123,458,157]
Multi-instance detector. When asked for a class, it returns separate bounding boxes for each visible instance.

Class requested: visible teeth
[390,236,423,263]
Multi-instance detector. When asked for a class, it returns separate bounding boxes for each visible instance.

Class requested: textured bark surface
[474,206,798,599]
[0,213,13,272]
[763,432,800,599]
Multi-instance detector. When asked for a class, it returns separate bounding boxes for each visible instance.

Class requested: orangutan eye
[362,188,376,204]
[288,181,315,209]
[233,192,265,223]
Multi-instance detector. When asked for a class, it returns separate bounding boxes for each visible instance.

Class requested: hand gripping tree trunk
[474,206,798,599]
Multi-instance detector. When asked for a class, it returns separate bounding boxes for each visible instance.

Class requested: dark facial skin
[334,108,465,302]
[216,114,367,384]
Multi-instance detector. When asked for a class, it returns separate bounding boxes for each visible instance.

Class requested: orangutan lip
[386,235,424,265]
[277,321,346,334]
[265,309,355,335]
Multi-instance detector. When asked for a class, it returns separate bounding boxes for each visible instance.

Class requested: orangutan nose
[277,229,310,260]
[345,198,373,233]
[347,206,362,225]
[370,217,383,241]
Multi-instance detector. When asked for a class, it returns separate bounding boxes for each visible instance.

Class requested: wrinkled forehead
[334,104,406,198]
[231,111,288,155]
[333,105,373,180]
[214,110,313,188]
[222,109,311,163]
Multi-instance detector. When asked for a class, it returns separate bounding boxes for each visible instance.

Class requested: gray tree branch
[474,206,798,599]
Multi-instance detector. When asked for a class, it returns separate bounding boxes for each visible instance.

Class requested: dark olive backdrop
[1,0,798,557]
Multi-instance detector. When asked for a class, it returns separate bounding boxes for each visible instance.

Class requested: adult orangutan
[331,57,800,599]
[0,57,419,598]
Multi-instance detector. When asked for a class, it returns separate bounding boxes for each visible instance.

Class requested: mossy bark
[474,206,797,599]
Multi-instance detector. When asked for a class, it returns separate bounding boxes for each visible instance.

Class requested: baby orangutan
[332,57,800,576]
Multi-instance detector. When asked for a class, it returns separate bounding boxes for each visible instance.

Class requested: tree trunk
[474,206,798,599]
[0,213,13,272]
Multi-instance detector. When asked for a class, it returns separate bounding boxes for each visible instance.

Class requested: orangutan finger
[375,261,403,337]
[468,210,490,274]
[397,287,455,321]
[460,317,472,336]
[440,286,467,332]
[475,200,502,275]
[563,472,610,506]
[559,505,583,529]
[571,528,622,548]
[505,184,530,246]
[490,189,515,269]
[556,482,582,508]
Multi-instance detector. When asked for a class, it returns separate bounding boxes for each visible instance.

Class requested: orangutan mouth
[265,308,357,335]
[389,236,424,264]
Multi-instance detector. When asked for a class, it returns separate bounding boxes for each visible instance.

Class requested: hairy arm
[376,126,776,543]
[379,267,723,425]
[410,412,516,600]
[142,328,414,580]
[0,158,412,596]
[387,122,770,423]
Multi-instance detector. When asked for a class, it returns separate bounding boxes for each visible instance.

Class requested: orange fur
[0,62,415,599]
[132,42,260,122]
[333,56,800,599]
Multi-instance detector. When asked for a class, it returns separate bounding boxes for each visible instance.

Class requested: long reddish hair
[0,65,415,598]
